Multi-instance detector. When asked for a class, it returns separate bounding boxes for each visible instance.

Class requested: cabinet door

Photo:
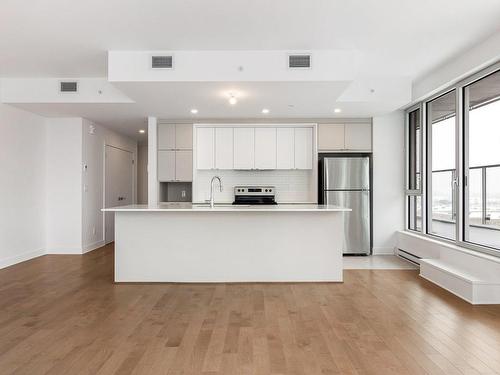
[255,128,276,169]
[175,124,193,150]
[196,128,214,169]
[215,128,234,169]
[345,123,372,150]
[233,128,255,169]
[276,128,295,169]
[158,150,176,181]
[294,128,313,169]
[175,151,193,181]
[318,123,344,150]
[158,124,176,150]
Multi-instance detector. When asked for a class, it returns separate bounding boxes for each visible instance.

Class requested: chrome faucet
[209,176,223,208]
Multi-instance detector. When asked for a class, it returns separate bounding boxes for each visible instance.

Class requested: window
[405,62,500,256]
[406,106,422,232]
[464,70,500,249]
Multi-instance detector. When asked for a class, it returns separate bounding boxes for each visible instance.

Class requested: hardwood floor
[1,244,500,374]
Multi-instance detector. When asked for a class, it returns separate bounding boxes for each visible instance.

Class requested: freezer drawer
[325,190,370,254]
[323,157,370,190]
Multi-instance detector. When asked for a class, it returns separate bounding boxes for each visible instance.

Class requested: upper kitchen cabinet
[255,128,277,169]
[175,150,193,181]
[318,123,372,151]
[158,124,193,150]
[196,127,214,169]
[294,128,313,169]
[344,123,372,150]
[158,124,176,150]
[215,128,234,169]
[233,128,255,169]
[276,128,295,169]
[318,123,345,151]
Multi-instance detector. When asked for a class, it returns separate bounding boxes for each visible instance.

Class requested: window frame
[404,60,500,257]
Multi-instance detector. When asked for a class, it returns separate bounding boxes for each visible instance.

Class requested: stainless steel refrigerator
[322,156,371,255]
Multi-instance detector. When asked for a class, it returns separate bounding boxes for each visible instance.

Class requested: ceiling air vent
[288,54,311,69]
[60,81,78,92]
[151,55,173,69]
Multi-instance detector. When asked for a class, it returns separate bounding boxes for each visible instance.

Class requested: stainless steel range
[233,186,277,205]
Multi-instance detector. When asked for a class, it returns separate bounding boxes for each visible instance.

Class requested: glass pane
[408,108,421,191]
[468,168,483,226]
[464,70,500,250]
[427,90,456,240]
[408,195,422,232]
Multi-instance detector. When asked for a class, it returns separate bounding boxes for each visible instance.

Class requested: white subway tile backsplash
[193,170,315,203]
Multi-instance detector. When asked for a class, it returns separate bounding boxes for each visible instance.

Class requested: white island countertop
[102,203,351,212]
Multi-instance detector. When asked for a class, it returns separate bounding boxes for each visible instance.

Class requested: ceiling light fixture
[139,129,146,134]
[190,109,198,114]
[334,108,342,113]
[261,108,270,114]
[228,94,238,105]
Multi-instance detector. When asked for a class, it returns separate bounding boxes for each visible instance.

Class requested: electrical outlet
[181,190,186,198]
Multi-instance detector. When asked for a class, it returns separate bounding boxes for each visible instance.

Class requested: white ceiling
[1,0,500,140]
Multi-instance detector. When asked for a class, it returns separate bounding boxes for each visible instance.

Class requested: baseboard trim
[83,240,105,254]
[0,248,45,269]
[372,247,396,255]
[45,247,82,255]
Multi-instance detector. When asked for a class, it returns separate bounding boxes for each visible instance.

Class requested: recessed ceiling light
[228,94,238,105]
[139,129,146,134]
[261,108,270,114]
[334,108,342,113]
[190,109,198,114]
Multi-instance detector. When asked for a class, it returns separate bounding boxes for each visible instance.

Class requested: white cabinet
[175,151,193,181]
[318,123,372,151]
[276,128,295,169]
[215,128,234,169]
[318,123,344,151]
[345,123,372,150]
[255,128,276,169]
[294,128,313,169]
[158,151,176,181]
[175,125,193,150]
[233,128,255,169]
[196,127,214,170]
[158,124,176,150]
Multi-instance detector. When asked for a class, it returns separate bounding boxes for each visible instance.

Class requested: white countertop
[102,203,351,212]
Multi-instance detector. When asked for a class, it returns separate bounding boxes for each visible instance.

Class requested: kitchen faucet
[209,176,223,208]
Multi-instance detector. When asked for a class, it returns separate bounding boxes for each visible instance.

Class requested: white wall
[82,119,137,252]
[137,144,148,204]
[45,118,83,254]
[372,111,405,254]
[0,103,47,268]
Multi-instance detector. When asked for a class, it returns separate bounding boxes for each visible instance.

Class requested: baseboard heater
[396,249,421,266]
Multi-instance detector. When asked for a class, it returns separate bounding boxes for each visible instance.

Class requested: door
[196,127,214,169]
[345,123,372,150]
[324,157,369,190]
[255,128,277,169]
[215,127,234,169]
[233,128,255,169]
[105,145,134,243]
[276,128,295,169]
[294,128,313,169]
[318,124,345,151]
[158,124,176,150]
[325,191,370,254]
[175,151,193,181]
[158,150,176,181]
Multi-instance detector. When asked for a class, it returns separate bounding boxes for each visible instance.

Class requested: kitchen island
[102,203,350,282]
